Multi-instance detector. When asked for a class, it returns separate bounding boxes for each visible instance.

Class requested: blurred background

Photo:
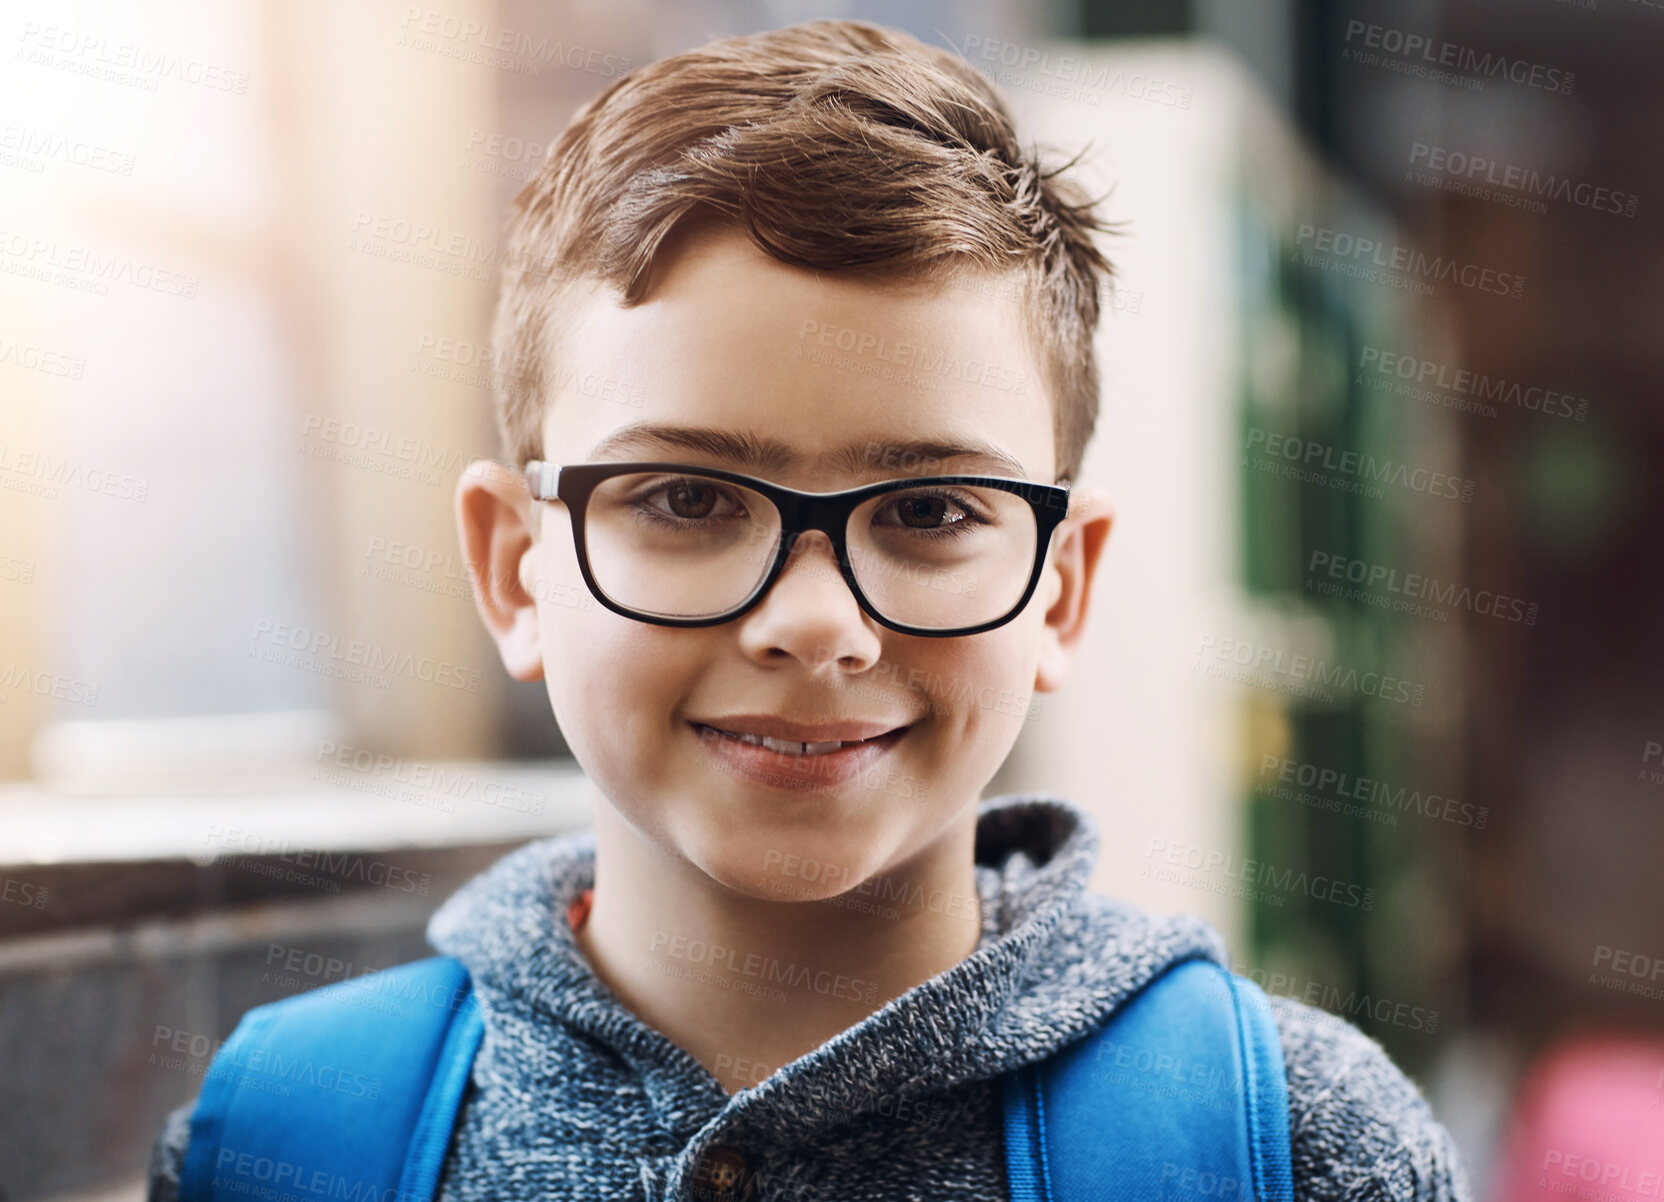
[2,0,1661,1198]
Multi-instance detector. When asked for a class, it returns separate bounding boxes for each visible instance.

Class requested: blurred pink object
[1488,1037,1664,1202]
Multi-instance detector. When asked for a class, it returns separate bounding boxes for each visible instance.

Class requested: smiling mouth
[690,723,906,757]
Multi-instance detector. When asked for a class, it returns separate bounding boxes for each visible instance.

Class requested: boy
[149,19,1470,1202]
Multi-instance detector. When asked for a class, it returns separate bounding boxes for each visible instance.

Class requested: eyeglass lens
[580,470,1038,630]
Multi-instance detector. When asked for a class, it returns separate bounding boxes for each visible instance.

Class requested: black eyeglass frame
[524,459,1074,638]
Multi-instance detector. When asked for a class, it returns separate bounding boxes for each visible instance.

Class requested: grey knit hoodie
[148,792,1471,1201]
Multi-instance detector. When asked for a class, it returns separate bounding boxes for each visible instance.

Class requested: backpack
[178,954,1293,1202]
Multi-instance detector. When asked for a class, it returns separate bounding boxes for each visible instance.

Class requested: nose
[733,529,882,672]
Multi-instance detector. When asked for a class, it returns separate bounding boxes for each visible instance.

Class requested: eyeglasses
[524,460,1073,637]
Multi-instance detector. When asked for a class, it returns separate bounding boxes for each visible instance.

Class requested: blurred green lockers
[1233,195,1460,1070]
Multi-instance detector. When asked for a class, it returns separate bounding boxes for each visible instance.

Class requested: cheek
[526,527,618,722]
[912,626,1038,724]
[541,617,737,858]
[536,601,711,780]
[887,638,1035,798]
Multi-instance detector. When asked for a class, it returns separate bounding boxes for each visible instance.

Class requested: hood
[427,791,1228,1150]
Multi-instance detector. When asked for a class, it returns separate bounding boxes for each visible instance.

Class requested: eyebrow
[584,423,1031,479]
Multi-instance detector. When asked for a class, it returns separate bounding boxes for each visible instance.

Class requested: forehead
[541,227,1055,486]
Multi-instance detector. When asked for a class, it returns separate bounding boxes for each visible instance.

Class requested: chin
[679,824,882,905]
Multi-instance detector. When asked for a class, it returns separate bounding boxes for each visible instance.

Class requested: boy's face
[459,226,1112,902]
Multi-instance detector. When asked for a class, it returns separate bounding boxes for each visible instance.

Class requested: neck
[574,795,985,1095]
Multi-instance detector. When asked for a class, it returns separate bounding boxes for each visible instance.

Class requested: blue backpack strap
[179,955,484,1202]
[1002,957,1294,1202]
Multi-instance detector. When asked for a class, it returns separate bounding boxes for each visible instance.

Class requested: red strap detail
[566,887,594,933]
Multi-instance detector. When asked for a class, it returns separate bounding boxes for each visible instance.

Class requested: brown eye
[629,477,749,528]
[874,489,985,535]
[895,494,957,529]
[666,481,719,519]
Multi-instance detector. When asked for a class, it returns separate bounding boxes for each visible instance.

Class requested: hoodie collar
[427,792,1226,1149]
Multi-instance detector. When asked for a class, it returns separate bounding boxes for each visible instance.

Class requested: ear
[1034,485,1114,693]
[455,458,544,682]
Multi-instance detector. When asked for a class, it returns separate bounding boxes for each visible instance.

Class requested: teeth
[714,728,853,756]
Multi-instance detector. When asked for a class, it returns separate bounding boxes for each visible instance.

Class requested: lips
[688,715,913,789]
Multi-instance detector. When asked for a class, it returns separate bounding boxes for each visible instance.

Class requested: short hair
[490,18,1115,484]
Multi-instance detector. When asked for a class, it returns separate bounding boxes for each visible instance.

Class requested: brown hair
[491,18,1115,483]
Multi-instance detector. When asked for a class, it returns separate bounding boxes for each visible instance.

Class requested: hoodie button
[693,1145,756,1202]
